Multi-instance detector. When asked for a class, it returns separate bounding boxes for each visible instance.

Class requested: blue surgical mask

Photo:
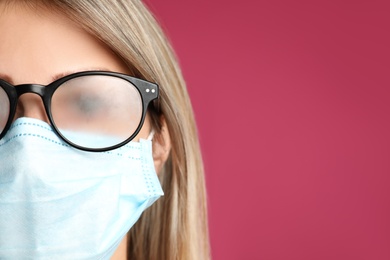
[0,117,163,259]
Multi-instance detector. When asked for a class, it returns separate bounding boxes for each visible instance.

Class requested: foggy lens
[51,75,143,149]
[0,87,10,133]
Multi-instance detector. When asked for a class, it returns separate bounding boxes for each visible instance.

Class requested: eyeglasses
[0,71,158,152]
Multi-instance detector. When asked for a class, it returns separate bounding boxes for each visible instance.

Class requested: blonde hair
[11,0,210,259]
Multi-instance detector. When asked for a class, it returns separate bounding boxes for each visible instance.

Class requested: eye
[72,92,104,116]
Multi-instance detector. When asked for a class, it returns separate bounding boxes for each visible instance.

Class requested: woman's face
[0,3,151,259]
[0,3,152,141]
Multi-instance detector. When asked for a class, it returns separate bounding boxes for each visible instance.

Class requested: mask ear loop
[147,129,155,141]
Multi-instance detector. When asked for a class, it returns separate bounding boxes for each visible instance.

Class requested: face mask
[0,117,163,259]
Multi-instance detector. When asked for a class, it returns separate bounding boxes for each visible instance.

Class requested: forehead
[0,2,130,85]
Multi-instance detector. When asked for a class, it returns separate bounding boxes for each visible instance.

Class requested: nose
[15,93,49,123]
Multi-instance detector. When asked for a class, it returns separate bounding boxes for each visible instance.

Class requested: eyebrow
[0,73,12,83]
[0,67,115,85]
[50,68,112,82]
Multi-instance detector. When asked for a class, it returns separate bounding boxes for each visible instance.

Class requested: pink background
[146,0,390,259]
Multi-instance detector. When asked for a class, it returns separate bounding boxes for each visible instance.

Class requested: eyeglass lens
[0,87,10,132]
[51,75,143,149]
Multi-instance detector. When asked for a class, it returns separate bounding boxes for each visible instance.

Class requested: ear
[152,118,171,174]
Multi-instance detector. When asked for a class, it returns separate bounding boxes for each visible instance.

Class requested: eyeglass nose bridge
[15,84,46,98]
[13,84,51,123]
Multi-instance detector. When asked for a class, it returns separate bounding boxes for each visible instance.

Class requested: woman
[0,0,209,259]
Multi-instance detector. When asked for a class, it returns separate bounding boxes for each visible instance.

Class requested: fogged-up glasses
[0,71,159,152]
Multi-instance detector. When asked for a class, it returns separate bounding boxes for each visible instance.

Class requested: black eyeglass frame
[0,71,159,152]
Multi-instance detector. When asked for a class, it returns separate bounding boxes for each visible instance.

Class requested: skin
[0,3,171,259]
